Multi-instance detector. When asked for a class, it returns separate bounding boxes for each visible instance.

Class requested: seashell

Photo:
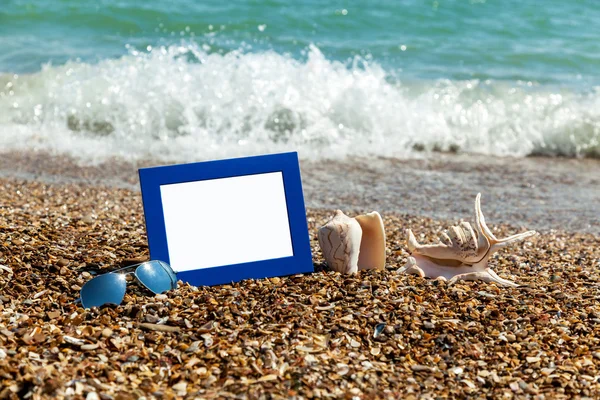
[63,335,85,346]
[399,193,536,287]
[0,264,12,279]
[317,210,386,274]
[0,264,12,290]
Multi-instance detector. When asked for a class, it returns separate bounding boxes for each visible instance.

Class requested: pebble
[86,393,99,400]
[63,336,85,346]
[172,381,187,396]
[0,178,599,399]
[411,365,433,372]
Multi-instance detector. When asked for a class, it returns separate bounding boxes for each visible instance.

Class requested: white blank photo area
[159,172,294,272]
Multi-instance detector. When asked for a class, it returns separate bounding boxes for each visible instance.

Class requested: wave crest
[1,43,599,162]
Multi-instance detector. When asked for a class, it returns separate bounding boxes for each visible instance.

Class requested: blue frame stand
[138,152,314,286]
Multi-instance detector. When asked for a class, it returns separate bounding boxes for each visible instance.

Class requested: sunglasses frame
[124,260,178,293]
[79,260,177,308]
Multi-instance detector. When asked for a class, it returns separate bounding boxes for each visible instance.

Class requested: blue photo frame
[138,152,313,286]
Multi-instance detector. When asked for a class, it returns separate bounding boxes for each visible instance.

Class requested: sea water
[1,0,600,163]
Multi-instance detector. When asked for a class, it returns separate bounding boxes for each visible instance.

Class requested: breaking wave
[1,44,599,163]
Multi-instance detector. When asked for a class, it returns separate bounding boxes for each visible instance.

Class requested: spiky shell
[400,193,536,287]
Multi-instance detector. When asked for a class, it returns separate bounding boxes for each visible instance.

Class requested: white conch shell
[399,193,536,287]
[318,210,386,274]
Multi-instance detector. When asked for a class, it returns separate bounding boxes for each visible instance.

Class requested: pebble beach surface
[1,172,599,399]
[2,0,600,396]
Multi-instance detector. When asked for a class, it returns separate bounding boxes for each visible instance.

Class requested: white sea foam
[0,44,599,163]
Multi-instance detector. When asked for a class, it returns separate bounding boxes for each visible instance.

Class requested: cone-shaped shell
[318,210,386,274]
[355,212,386,270]
[318,210,361,274]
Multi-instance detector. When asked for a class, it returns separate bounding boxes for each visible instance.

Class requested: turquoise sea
[1,0,600,162]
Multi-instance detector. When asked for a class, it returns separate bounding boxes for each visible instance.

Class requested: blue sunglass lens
[135,261,175,294]
[80,273,127,309]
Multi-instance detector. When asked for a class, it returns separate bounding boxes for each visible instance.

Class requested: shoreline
[0,177,599,398]
[1,150,598,234]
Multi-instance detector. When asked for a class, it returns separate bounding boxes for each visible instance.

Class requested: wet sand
[1,151,598,233]
[0,152,599,398]
[302,154,600,234]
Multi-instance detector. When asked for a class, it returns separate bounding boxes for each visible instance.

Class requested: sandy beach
[1,153,599,399]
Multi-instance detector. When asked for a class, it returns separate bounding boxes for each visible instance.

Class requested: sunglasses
[79,260,177,309]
